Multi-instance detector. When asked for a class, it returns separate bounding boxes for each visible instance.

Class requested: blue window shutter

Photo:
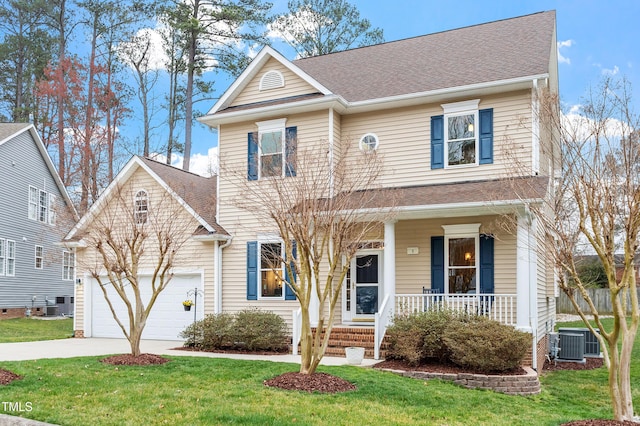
[431,236,445,293]
[285,126,297,177]
[431,115,444,169]
[246,241,258,300]
[247,132,258,181]
[479,108,493,164]
[285,241,297,300]
[479,234,494,294]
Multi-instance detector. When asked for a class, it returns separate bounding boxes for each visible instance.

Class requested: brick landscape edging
[380,367,541,396]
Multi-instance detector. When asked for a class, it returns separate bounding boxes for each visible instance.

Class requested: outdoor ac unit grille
[558,327,601,357]
[558,333,585,361]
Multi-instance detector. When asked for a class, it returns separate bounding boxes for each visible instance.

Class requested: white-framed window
[359,133,379,152]
[35,245,43,269]
[28,186,38,220]
[443,99,480,168]
[257,119,286,179]
[134,190,148,224]
[48,194,56,225]
[6,240,15,277]
[39,190,48,222]
[0,238,5,275]
[63,250,74,281]
[259,241,284,299]
[443,224,480,295]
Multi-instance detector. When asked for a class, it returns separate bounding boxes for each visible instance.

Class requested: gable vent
[259,70,285,91]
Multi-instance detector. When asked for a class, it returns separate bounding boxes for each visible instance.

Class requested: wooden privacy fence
[556,288,640,314]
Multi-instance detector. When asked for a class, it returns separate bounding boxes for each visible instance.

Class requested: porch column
[383,221,396,310]
[516,214,533,333]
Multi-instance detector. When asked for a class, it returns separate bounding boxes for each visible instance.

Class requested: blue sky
[182,0,639,171]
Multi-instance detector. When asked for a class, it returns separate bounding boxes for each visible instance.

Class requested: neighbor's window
[134,190,148,224]
[0,238,5,276]
[35,245,43,269]
[359,133,379,152]
[28,186,38,220]
[6,240,15,277]
[38,190,48,222]
[63,251,74,281]
[260,242,283,298]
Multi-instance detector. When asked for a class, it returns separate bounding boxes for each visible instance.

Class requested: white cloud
[557,39,573,65]
[118,27,168,71]
[150,147,219,178]
[563,105,631,141]
[601,65,620,76]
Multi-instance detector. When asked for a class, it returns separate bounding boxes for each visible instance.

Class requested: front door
[343,251,382,322]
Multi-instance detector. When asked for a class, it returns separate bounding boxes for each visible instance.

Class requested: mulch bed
[373,359,527,375]
[100,353,170,366]
[264,372,356,393]
[0,368,21,385]
[543,357,604,372]
[174,346,288,356]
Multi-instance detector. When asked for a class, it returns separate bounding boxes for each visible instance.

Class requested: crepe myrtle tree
[229,139,395,374]
[80,181,201,357]
[509,77,639,421]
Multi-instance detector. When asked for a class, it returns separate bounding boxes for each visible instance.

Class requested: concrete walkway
[0,337,380,366]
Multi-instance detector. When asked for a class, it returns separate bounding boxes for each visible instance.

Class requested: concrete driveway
[0,338,380,366]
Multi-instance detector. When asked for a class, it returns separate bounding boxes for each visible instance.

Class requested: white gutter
[215,237,233,314]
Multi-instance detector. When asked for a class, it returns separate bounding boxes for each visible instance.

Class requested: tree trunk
[182,0,199,172]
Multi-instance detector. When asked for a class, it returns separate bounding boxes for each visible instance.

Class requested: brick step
[298,327,390,359]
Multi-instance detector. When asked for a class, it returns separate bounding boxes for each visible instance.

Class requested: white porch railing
[374,294,393,360]
[291,308,302,355]
[394,293,517,326]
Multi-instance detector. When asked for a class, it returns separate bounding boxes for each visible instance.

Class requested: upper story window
[259,70,285,91]
[443,100,479,168]
[134,190,148,224]
[430,100,493,170]
[248,120,297,181]
[28,186,56,225]
[359,133,379,152]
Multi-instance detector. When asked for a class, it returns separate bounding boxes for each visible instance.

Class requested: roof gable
[65,156,228,241]
[206,45,332,116]
[0,123,78,220]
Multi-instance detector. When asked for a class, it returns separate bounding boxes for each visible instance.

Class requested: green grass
[0,318,636,425]
[0,318,74,343]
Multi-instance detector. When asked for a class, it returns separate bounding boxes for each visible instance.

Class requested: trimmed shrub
[233,308,289,352]
[179,313,235,350]
[442,316,531,373]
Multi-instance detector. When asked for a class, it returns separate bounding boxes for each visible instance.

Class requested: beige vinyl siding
[231,58,319,107]
[394,216,517,296]
[74,280,84,332]
[217,111,332,327]
[73,167,216,333]
[340,90,534,188]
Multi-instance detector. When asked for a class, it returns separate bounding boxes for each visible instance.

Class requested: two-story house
[69,11,559,370]
[0,123,77,318]
[198,11,560,370]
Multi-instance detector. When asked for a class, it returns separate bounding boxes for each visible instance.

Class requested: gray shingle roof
[139,157,228,236]
[294,11,556,102]
[0,123,31,143]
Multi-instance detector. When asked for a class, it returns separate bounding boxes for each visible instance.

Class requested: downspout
[215,237,232,314]
[526,204,538,371]
[328,108,334,198]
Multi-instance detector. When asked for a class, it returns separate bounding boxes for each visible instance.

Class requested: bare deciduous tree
[80,181,199,356]
[228,139,395,374]
[508,78,639,421]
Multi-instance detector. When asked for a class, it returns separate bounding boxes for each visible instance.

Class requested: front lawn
[0,318,74,343]
[0,317,636,425]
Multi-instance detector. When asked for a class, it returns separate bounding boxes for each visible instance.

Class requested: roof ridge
[294,10,554,63]
[141,155,215,179]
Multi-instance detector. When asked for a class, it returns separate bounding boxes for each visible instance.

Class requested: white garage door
[90,274,204,340]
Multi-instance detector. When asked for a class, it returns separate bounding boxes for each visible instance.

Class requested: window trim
[442,99,480,169]
[134,189,149,225]
[62,250,74,281]
[256,119,287,179]
[442,224,480,295]
[28,186,38,220]
[257,239,285,300]
[6,240,15,277]
[0,238,5,276]
[359,133,379,152]
[35,245,44,270]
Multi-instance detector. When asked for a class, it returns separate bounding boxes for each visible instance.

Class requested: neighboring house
[64,156,229,339]
[0,123,77,318]
[70,11,560,370]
